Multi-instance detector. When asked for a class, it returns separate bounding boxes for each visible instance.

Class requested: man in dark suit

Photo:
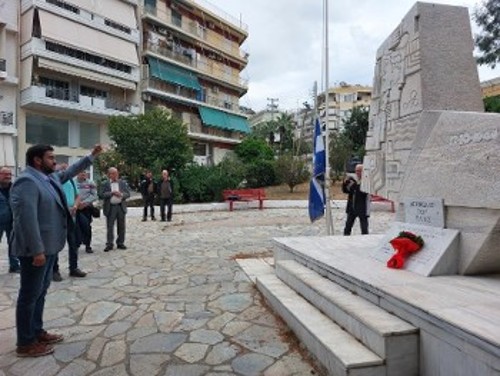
[10,144,102,357]
[100,167,130,252]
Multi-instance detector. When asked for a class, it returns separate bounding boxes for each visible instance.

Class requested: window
[192,142,207,156]
[79,122,100,149]
[171,9,182,28]
[46,0,79,14]
[104,19,131,34]
[80,85,108,99]
[45,41,132,74]
[26,114,69,147]
[39,76,70,101]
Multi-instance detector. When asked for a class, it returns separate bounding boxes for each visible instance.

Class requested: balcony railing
[143,6,247,63]
[145,78,239,112]
[22,85,139,115]
[145,41,247,89]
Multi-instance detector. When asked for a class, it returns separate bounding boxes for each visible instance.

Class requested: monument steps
[275,259,419,375]
[256,273,386,376]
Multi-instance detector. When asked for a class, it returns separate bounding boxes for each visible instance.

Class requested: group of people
[0,143,152,357]
[139,169,174,222]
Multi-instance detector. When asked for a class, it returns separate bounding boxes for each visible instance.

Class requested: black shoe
[167,219,172,222]
[52,271,63,282]
[9,267,20,274]
[117,244,127,250]
[69,269,87,278]
[160,218,166,222]
[104,246,113,252]
[151,217,156,221]
[85,246,93,254]
[142,218,147,222]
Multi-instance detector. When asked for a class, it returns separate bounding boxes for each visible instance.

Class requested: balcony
[143,78,240,114]
[22,0,140,44]
[21,85,139,117]
[144,41,247,90]
[143,6,247,65]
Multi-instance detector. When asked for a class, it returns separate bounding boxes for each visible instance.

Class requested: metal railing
[145,41,248,88]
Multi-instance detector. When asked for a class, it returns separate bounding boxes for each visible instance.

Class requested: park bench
[222,188,266,211]
[371,194,395,212]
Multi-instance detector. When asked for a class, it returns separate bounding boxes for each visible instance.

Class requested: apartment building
[481,77,500,98]
[18,0,141,167]
[318,83,372,131]
[0,0,19,169]
[140,0,250,166]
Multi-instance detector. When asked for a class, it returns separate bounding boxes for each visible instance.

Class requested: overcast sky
[204,0,500,112]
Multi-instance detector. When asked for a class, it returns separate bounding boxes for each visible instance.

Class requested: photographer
[342,164,370,235]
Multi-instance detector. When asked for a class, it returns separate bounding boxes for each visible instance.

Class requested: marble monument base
[262,235,500,376]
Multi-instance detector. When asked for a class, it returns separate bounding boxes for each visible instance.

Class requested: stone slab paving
[0,204,393,375]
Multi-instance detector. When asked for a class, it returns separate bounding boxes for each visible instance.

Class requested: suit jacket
[10,155,94,257]
[100,179,130,216]
[0,184,12,231]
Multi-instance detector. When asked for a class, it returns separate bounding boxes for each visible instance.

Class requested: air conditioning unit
[207,21,215,29]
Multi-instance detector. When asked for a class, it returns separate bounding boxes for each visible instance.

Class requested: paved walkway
[0,202,394,376]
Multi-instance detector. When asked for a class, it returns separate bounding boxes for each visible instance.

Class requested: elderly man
[0,166,20,273]
[100,167,130,252]
[10,144,102,357]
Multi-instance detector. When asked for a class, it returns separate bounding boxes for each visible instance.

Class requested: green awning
[148,58,201,91]
[199,107,250,133]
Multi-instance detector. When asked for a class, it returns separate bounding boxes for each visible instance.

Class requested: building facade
[18,0,141,168]
[140,0,250,166]
[481,77,500,98]
[318,83,372,131]
[0,0,19,169]
[1,0,250,171]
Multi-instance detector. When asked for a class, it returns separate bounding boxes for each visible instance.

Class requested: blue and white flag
[308,118,326,222]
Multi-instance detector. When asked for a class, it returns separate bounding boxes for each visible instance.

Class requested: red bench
[222,189,266,211]
[371,194,395,212]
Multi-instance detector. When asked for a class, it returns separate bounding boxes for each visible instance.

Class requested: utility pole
[267,97,279,121]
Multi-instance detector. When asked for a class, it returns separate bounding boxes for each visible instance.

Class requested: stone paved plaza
[0,203,393,376]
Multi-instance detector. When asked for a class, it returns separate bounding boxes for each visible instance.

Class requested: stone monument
[362,2,500,275]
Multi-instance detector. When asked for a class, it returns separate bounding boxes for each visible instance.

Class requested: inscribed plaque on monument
[371,222,459,276]
[404,198,444,228]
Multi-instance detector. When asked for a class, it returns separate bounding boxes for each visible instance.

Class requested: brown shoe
[37,330,64,344]
[16,342,54,357]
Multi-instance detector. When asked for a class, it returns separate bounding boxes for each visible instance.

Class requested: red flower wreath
[387,231,425,269]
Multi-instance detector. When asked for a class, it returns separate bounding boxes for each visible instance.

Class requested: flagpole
[323,0,334,235]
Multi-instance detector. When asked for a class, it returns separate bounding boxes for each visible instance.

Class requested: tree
[234,136,274,164]
[107,108,193,180]
[474,0,500,68]
[341,106,369,156]
[329,131,354,182]
[484,95,500,112]
[275,154,310,192]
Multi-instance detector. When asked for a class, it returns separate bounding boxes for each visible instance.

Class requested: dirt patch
[265,181,345,201]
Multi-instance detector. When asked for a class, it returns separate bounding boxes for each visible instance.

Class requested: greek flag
[308,118,325,222]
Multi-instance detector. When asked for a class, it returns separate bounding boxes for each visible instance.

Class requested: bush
[245,160,277,188]
[275,154,310,192]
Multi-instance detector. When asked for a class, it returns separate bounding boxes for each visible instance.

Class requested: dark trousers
[76,207,93,248]
[160,197,173,221]
[1,226,19,270]
[142,195,155,219]
[343,213,369,235]
[106,205,126,247]
[53,226,79,272]
[17,254,57,346]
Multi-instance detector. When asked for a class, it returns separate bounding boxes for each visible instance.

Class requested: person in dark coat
[139,171,156,221]
[342,164,371,235]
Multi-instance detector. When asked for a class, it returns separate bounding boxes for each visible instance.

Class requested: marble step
[276,259,419,375]
[256,273,385,376]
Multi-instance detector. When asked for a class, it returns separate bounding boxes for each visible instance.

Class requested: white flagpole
[323,0,334,235]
